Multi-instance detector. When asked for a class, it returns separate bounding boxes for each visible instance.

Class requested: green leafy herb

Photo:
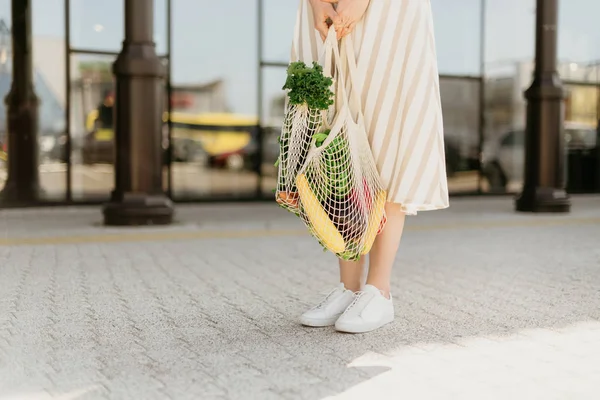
[283,61,334,110]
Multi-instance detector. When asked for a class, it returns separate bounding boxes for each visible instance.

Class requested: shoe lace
[342,291,366,314]
[315,288,340,309]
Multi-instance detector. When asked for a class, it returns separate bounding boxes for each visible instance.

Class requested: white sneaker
[299,283,356,327]
[334,284,394,333]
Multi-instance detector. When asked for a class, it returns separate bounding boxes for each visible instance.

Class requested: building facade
[0,0,598,207]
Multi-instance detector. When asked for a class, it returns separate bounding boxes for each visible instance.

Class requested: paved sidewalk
[0,196,599,400]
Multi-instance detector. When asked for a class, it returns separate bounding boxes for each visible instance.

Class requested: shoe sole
[299,315,340,327]
[334,314,395,334]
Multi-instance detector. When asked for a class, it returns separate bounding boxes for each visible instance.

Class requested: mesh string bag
[276,27,387,261]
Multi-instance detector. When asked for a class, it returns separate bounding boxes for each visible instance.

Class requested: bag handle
[323,28,351,113]
[340,36,365,125]
[322,26,365,126]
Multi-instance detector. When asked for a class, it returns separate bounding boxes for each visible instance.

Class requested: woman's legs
[337,202,406,295]
[333,203,405,333]
[302,202,406,329]
[365,202,406,297]
[339,257,365,292]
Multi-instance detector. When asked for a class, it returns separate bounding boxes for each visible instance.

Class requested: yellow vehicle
[0,137,7,162]
[81,109,260,170]
[168,112,259,169]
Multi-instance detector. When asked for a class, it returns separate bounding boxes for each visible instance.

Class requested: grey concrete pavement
[0,196,599,399]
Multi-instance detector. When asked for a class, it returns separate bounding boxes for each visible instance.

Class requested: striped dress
[291,0,449,215]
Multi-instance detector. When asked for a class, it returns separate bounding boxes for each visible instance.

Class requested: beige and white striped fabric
[290,0,449,215]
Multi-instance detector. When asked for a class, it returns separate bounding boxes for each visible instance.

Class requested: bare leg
[339,257,365,292]
[365,202,406,297]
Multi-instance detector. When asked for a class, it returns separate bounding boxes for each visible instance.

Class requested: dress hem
[388,202,449,216]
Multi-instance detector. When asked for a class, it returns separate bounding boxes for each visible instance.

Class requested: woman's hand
[323,0,370,39]
[309,0,338,40]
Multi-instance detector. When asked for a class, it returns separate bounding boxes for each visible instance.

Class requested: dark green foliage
[283,61,334,110]
[313,130,352,200]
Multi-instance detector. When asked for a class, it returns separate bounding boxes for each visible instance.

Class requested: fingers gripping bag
[276,17,387,261]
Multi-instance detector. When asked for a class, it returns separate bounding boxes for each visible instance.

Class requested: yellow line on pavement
[0,217,599,247]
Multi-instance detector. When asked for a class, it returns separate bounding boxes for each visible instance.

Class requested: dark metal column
[103,0,174,225]
[0,0,41,204]
[516,0,570,212]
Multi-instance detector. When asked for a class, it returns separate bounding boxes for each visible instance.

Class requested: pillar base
[103,192,174,226]
[0,180,43,206]
[515,186,571,213]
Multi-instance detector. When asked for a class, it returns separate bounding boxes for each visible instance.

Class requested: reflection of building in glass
[485,60,599,139]
[0,32,67,163]
[482,60,599,194]
[438,78,481,174]
[69,58,113,142]
[172,80,228,113]
[2,1,600,206]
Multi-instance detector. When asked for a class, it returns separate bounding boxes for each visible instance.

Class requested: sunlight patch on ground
[324,321,600,400]
[0,385,102,400]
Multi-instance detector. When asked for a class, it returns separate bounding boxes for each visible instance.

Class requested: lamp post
[103,0,174,225]
[0,1,42,205]
[516,0,570,212]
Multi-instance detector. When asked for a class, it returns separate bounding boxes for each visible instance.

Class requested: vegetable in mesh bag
[276,61,334,212]
[310,129,387,260]
[276,34,388,260]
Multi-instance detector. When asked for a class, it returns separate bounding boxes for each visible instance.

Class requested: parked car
[482,122,597,192]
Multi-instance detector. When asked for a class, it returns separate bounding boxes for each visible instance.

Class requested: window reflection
[154,0,168,55]
[261,0,297,63]
[430,0,482,76]
[482,0,600,194]
[260,67,287,196]
[0,0,67,200]
[481,0,535,194]
[0,3,10,190]
[70,56,170,199]
[70,54,116,200]
[171,0,259,200]
[558,0,600,68]
[439,77,481,193]
[2,0,599,204]
[70,0,124,52]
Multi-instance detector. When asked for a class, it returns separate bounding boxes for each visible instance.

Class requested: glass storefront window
[154,0,168,56]
[70,0,124,52]
[481,0,536,194]
[70,0,125,52]
[34,0,67,200]
[69,54,116,200]
[431,0,483,76]
[558,0,600,128]
[558,0,600,71]
[70,0,167,54]
[439,77,481,193]
[0,0,68,200]
[171,0,259,199]
[4,0,599,206]
[260,66,286,196]
[261,0,297,64]
[0,0,9,193]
